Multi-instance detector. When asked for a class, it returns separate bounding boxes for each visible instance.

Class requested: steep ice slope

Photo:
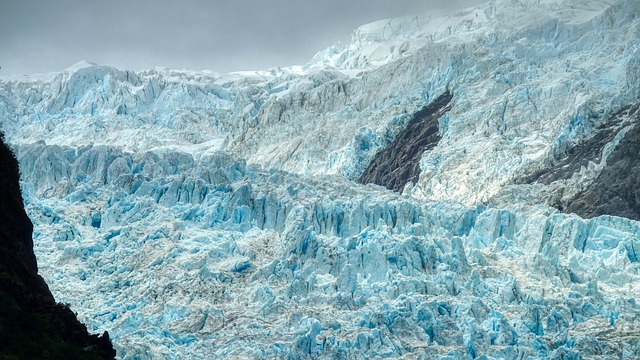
[313,0,640,207]
[16,142,640,359]
[2,0,640,358]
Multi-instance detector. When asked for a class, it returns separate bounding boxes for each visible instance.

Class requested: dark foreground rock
[0,133,116,360]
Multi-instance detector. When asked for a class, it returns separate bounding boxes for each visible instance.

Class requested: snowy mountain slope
[2,0,640,358]
[3,0,639,210]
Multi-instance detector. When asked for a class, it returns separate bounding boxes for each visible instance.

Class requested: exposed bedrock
[518,104,638,186]
[359,90,452,192]
[564,107,640,220]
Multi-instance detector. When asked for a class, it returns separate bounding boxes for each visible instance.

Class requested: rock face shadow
[359,90,453,192]
[0,133,116,359]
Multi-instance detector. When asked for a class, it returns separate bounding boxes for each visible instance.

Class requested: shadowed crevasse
[0,133,116,359]
[359,90,452,192]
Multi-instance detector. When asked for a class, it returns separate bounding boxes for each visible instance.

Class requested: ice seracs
[2,0,640,358]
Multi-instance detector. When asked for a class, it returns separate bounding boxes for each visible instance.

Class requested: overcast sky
[0,0,485,75]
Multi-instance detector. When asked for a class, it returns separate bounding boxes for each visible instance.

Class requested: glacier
[15,141,640,359]
[2,0,640,358]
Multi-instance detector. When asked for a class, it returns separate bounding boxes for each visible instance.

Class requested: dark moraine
[359,90,453,192]
[0,133,116,359]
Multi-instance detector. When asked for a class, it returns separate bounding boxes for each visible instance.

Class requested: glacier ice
[2,0,640,358]
[14,141,640,359]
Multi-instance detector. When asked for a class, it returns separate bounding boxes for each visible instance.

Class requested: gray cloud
[0,0,485,75]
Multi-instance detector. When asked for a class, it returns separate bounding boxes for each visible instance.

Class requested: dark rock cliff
[564,110,640,220]
[359,90,452,192]
[0,133,116,359]
[514,102,640,221]
[516,104,638,187]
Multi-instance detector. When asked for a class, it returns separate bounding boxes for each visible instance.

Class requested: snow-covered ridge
[308,0,617,70]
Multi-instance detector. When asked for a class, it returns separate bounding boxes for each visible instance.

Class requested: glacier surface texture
[2,0,640,358]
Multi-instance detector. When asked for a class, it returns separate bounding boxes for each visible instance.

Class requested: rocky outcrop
[564,107,640,219]
[513,102,640,220]
[0,133,115,359]
[516,104,637,187]
[359,90,452,192]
